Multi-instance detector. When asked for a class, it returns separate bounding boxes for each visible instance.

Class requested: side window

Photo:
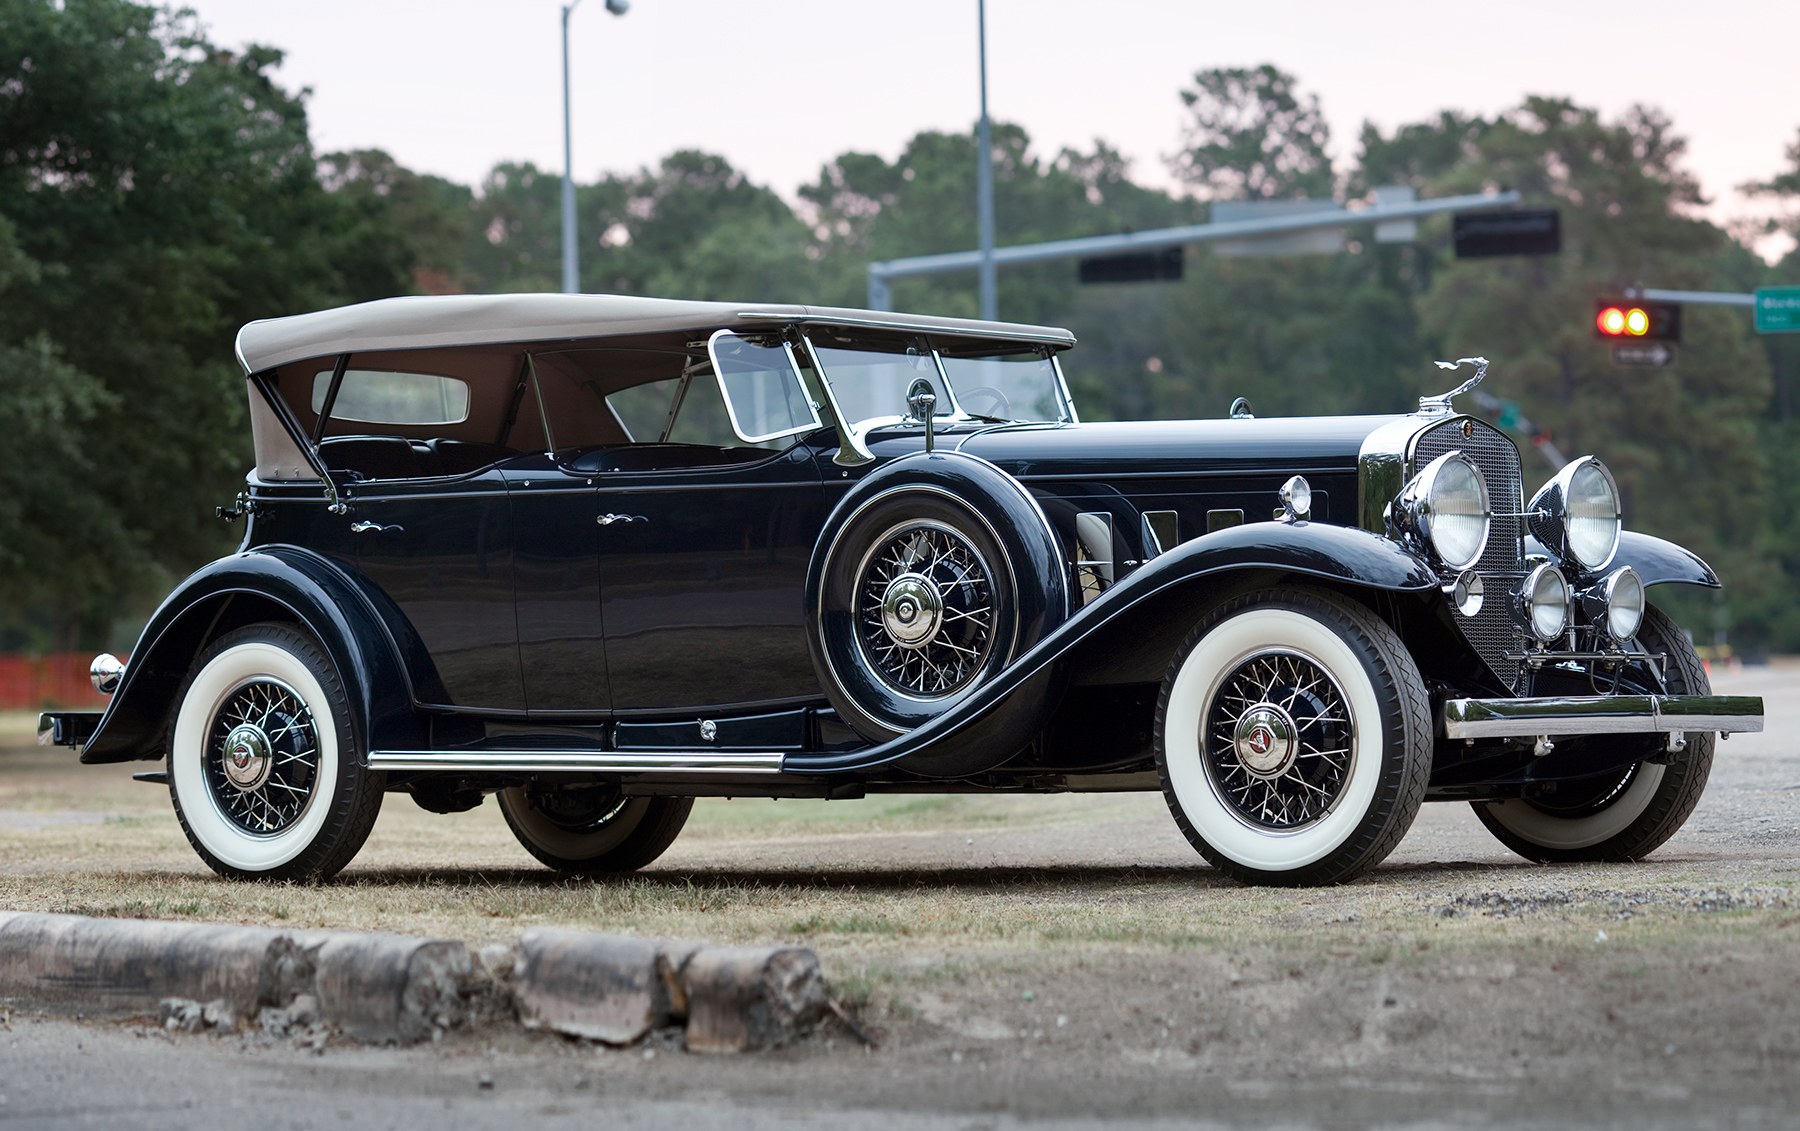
[707,331,820,444]
[313,369,470,426]
[600,374,747,449]
[606,380,678,442]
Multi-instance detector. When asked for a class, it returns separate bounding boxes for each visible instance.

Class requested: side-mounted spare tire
[806,451,1070,741]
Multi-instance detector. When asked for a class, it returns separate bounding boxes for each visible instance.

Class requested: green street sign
[1756,287,1800,334]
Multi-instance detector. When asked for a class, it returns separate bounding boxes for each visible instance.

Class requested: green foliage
[1171,64,1335,201]
[0,0,412,644]
[3,20,1797,652]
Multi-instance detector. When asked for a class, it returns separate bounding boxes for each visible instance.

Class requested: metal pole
[560,0,582,294]
[975,0,997,321]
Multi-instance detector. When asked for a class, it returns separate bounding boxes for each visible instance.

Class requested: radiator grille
[1413,418,1526,692]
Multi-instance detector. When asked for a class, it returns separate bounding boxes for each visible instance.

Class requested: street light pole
[561,0,629,295]
[975,0,997,321]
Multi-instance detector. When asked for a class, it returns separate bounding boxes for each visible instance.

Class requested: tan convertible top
[235,293,1076,374]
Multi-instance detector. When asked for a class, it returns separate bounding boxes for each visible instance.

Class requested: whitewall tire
[169,624,382,881]
[1155,587,1431,886]
[1474,605,1714,862]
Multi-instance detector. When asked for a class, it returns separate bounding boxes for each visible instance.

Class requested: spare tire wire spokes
[856,520,996,698]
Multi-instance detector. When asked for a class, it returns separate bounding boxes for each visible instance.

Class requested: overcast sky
[182,0,1796,237]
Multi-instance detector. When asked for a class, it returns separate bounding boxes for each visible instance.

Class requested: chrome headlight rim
[1520,562,1571,643]
[1394,450,1492,572]
[1529,456,1622,573]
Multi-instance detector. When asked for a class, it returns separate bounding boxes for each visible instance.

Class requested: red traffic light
[1594,298,1680,342]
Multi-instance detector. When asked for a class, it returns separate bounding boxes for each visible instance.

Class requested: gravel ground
[1,663,1797,1128]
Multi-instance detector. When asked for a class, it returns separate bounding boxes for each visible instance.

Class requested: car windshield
[806,332,1071,432]
[936,350,1069,423]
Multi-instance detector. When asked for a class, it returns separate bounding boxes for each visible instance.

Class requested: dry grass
[5,706,1797,1011]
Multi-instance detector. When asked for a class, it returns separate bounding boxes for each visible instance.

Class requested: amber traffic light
[1594,298,1680,341]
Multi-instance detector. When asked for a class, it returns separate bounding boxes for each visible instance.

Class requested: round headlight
[1522,562,1570,642]
[1605,566,1645,640]
[1530,457,1621,571]
[1393,451,1491,571]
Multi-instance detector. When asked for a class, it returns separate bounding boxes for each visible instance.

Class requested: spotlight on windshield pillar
[1594,298,1680,342]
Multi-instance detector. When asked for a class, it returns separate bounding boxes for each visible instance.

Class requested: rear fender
[80,548,426,764]
[785,520,1436,778]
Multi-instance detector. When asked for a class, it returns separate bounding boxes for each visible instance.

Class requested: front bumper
[1441,695,1764,740]
[37,711,100,748]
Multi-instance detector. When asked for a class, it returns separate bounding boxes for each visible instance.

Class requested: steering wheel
[958,385,1012,419]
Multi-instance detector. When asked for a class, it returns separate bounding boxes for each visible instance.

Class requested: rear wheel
[168,623,382,882]
[1473,605,1714,862]
[1155,587,1432,886]
[498,784,692,875]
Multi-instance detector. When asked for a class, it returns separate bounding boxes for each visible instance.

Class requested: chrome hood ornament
[1420,356,1489,415]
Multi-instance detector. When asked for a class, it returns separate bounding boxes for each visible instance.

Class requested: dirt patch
[2,667,1797,1124]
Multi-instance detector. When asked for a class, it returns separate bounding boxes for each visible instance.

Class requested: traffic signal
[1594,298,1680,342]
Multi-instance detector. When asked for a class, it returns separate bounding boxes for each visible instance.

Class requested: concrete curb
[0,912,830,1051]
[513,929,828,1053]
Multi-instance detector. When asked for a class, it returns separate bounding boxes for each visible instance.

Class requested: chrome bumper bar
[1441,695,1765,740]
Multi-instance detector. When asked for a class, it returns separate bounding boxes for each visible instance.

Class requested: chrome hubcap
[221,724,274,791]
[856,519,997,698]
[880,573,944,647]
[1232,705,1298,778]
[1204,650,1354,830]
[206,678,319,836]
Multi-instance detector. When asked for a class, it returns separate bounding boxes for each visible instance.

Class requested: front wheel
[1473,605,1714,862]
[498,785,693,875]
[1155,587,1432,886]
[169,624,383,882]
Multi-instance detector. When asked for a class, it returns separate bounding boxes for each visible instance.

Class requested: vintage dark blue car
[41,294,1764,885]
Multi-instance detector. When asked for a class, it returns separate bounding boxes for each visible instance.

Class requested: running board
[366,749,787,774]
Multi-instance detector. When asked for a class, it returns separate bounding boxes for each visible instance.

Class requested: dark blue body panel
[786,519,1439,777]
[80,546,424,763]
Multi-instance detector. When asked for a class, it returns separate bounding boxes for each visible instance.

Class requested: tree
[1169,64,1335,202]
[0,0,411,644]
[803,125,1193,323]
[318,149,478,295]
[1399,99,1775,636]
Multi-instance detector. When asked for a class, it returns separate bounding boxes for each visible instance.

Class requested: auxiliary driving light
[1580,566,1646,642]
[1521,563,1570,642]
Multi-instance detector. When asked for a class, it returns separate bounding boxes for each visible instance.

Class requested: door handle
[597,513,647,526]
[351,521,404,534]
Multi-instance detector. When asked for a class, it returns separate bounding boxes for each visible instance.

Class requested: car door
[503,455,610,714]
[350,460,525,712]
[588,443,825,715]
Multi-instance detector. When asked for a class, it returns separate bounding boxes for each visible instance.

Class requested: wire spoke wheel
[854,519,997,698]
[169,624,382,882]
[1155,588,1430,886]
[1203,650,1354,831]
[204,677,320,836]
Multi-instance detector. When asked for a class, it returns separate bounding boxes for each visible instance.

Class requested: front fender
[80,547,424,764]
[1524,530,1720,589]
[785,520,1435,778]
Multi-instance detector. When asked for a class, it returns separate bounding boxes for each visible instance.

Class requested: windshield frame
[798,329,1078,464]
